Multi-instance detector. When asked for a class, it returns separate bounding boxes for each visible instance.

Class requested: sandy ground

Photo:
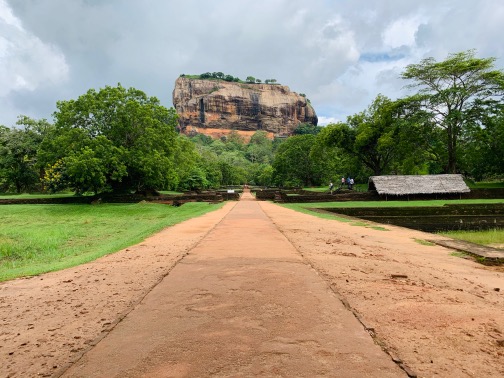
[260,201,504,377]
[1,192,503,377]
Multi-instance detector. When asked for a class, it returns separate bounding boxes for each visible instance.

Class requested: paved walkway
[62,191,403,377]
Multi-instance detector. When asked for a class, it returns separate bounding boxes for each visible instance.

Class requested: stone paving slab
[62,194,404,377]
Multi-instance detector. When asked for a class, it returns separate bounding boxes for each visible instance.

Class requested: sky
[1,0,504,127]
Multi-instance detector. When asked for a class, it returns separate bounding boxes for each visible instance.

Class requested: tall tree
[459,110,504,179]
[40,84,181,194]
[272,134,322,187]
[319,95,415,176]
[401,50,504,173]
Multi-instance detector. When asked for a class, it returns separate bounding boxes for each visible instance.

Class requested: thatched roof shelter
[368,174,470,196]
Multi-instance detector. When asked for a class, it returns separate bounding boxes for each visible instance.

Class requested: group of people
[328,176,354,193]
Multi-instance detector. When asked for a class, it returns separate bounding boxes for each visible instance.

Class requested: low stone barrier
[277,191,377,203]
[0,193,227,205]
[0,197,94,205]
[321,203,504,232]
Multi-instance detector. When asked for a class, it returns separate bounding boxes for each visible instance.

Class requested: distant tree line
[1,50,502,195]
[271,50,504,186]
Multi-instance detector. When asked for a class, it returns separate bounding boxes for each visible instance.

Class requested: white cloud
[1,0,504,127]
[383,15,425,49]
[0,0,21,29]
[318,116,340,126]
[0,0,69,123]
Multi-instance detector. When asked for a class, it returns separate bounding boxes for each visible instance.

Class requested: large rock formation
[172,77,317,139]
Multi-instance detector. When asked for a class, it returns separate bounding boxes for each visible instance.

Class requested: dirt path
[1,191,503,377]
[61,191,402,377]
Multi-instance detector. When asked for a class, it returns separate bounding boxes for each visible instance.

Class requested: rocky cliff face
[172,77,317,139]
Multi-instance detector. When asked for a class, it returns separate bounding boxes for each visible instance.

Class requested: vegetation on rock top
[180,72,279,85]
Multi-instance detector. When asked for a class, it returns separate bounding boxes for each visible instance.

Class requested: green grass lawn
[465,180,504,189]
[0,202,223,281]
[281,198,504,213]
[158,190,184,195]
[439,229,504,246]
[304,183,368,192]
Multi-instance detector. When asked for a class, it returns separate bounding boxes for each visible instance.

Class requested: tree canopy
[401,50,504,173]
[272,135,323,187]
[0,117,51,193]
[39,84,185,194]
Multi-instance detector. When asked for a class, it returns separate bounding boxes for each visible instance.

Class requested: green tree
[188,130,278,187]
[246,76,256,83]
[401,50,504,173]
[311,128,358,183]
[224,130,246,151]
[459,110,504,180]
[246,131,273,164]
[208,139,226,155]
[256,164,274,186]
[293,123,322,135]
[320,95,433,176]
[196,149,223,188]
[219,150,249,185]
[171,135,200,191]
[0,117,51,193]
[177,167,209,191]
[41,84,180,193]
[272,134,322,186]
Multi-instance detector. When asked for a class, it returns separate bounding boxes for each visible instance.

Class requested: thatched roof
[368,174,470,196]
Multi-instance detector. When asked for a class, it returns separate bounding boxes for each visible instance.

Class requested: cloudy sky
[1,0,504,127]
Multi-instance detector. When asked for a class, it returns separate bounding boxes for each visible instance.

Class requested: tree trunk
[446,124,457,173]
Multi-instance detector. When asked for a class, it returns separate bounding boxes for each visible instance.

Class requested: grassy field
[439,229,504,246]
[281,198,504,213]
[0,202,223,281]
[304,184,367,192]
[158,190,184,195]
